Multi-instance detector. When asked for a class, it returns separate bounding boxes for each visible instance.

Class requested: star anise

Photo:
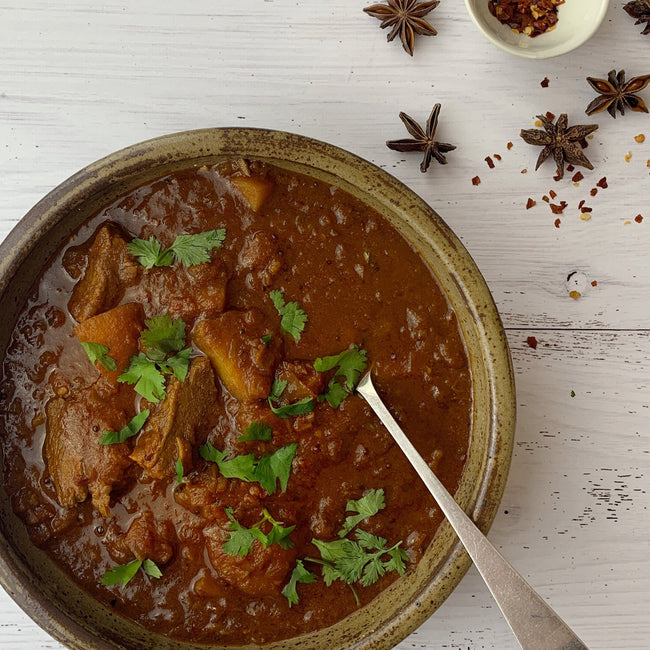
[624,0,650,35]
[386,104,456,173]
[363,0,439,56]
[585,70,650,118]
[520,114,598,180]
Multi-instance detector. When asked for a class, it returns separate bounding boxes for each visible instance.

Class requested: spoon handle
[356,373,588,650]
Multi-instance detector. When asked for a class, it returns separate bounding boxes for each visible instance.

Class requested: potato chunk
[73,302,144,384]
[231,176,274,212]
[193,310,281,401]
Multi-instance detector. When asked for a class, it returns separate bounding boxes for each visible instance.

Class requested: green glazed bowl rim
[0,127,516,650]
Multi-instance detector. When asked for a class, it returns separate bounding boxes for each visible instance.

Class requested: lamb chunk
[130,357,219,480]
[231,175,274,212]
[131,259,228,327]
[238,230,283,290]
[204,516,297,597]
[276,360,327,402]
[68,224,141,322]
[193,310,282,401]
[73,302,144,384]
[123,512,176,565]
[44,384,134,518]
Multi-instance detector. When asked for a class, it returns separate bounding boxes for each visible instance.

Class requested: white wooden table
[1,2,649,648]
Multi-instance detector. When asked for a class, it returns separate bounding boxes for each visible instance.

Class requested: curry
[0,159,472,644]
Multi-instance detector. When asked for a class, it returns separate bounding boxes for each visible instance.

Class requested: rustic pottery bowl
[465,0,610,59]
[0,128,516,649]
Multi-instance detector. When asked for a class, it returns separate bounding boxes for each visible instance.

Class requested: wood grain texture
[1,1,649,648]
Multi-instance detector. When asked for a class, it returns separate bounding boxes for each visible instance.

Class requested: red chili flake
[635,214,644,223]
[553,173,562,182]
[526,336,538,349]
[540,77,550,88]
[554,218,561,228]
[545,111,555,120]
[591,280,598,287]
[566,165,575,172]
[550,201,567,214]
[542,195,550,203]
[572,172,584,182]
[472,176,481,186]
[581,206,593,213]
[590,188,598,197]
[578,199,585,209]
[521,168,528,174]
[485,156,495,169]
[549,189,557,199]
[597,177,608,189]
[578,139,588,149]
[507,142,513,150]
[526,198,537,209]
[494,153,502,161]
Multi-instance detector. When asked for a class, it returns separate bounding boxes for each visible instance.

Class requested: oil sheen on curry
[0,160,471,644]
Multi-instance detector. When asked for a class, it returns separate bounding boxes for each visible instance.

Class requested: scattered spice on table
[550,201,567,214]
[591,280,598,287]
[386,104,455,172]
[485,156,495,169]
[590,188,598,196]
[580,213,592,221]
[625,151,633,162]
[494,153,502,161]
[507,141,514,150]
[363,0,439,56]
[597,177,608,189]
[541,77,550,88]
[521,168,527,174]
[624,0,650,35]
[488,0,564,37]
[635,214,644,223]
[635,133,646,143]
[554,218,561,228]
[526,198,536,209]
[572,171,584,183]
[472,175,481,186]
[526,336,538,349]
[520,113,599,179]
[585,70,650,118]
[569,291,581,300]
[549,189,557,199]
[570,390,576,397]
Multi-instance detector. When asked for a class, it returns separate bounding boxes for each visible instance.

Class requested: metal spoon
[356,372,588,650]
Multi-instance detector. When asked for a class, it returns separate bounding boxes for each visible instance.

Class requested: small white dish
[464,0,610,59]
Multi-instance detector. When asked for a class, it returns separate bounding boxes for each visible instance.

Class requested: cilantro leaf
[199,442,297,495]
[315,345,368,408]
[127,236,175,269]
[142,558,163,579]
[99,409,150,445]
[101,559,142,588]
[175,458,184,484]
[141,315,186,356]
[269,289,308,341]
[169,229,226,267]
[260,334,272,345]
[282,560,317,607]
[338,488,386,538]
[314,345,368,391]
[239,421,273,442]
[222,507,295,557]
[268,379,315,418]
[80,341,118,372]
[163,348,191,382]
[118,353,167,403]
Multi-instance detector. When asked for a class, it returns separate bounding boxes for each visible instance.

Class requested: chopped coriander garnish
[118,315,191,402]
[338,488,386,538]
[314,345,368,408]
[99,409,150,445]
[127,229,226,269]
[269,289,308,341]
[199,442,297,495]
[312,530,408,588]
[175,458,184,484]
[239,421,273,442]
[101,558,162,589]
[222,507,295,557]
[261,334,272,345]
[570,390,576,397]
[282,560,317,607]
[80,341,118,372]
[268,378,315,418]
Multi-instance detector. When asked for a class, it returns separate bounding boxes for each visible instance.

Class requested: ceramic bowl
[464,0,610,59]
[0,128,516,649]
